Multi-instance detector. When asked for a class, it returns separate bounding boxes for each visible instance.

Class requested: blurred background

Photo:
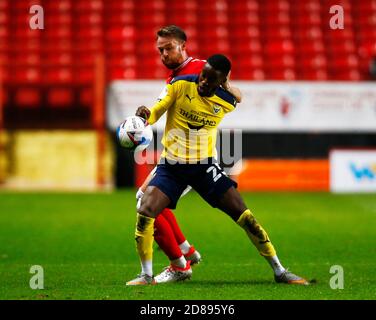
[0,0,376,192]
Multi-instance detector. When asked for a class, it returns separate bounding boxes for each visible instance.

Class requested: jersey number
[207,164,222,182]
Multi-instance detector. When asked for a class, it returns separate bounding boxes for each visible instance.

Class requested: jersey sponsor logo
[185,94,195,103]
[179,108,217,128]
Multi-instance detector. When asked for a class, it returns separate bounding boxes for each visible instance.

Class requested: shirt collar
[173,57,193,73]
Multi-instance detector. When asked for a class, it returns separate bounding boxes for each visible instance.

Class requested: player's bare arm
[222,71,242,103]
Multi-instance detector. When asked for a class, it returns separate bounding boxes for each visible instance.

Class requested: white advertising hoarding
[330,149,376,193]
[107,81,376,132]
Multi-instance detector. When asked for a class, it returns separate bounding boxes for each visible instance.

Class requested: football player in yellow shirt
[127,54,309,286]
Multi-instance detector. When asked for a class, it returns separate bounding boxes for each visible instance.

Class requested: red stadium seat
[44,52,73,66]
[0,87,8,106]
[299,69,329,81]
[106,0,135,11]
[11,67,41,84]
[106,42,136,55]
[292,1,321,13]
[266,68,297,81]
[106,26,135,41]
[267,54,296,68]
[15,88,41,108]
[105,12,135,26]
[108,54,137,69]
[264,40,295,55]
[74,39,103,52]
[165,15,198,27]
[45,13,72,27]
[230,13,260,26]
[43,0,72,12]
[79,88,93,107]
[264,12,291,26]
[234,39,262,54]
[43,26,72,39]
[75,67,94,85]
[329,54,359,70]
[0,10,9,25]
[235,54,264,69]
[298,55,328,69]
[107,67,137,80]
[332,69,362,81]
[264,27,293,40]
[0,51,9,67]
[230,0,259,12]
[14,0,43,11]
[292,13,322,27]
[327,40,356,54]
[75,0,103,12]
[0,65,9,84]
[14,53,40,66]
[168,0,198,11]
[0,0,9,10]
[232,68,265,80]
[294,27,323,41]
[232,26,261,40]
[76,27,103,39]
[44,68,73,84]
[47,88,74,108]
[198,12,228,26]
[76,13,103,27]
[75,52,97,67]
[135,0,166,12]
[135,12,166,27]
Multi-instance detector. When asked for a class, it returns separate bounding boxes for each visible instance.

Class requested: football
[117,116,153,152]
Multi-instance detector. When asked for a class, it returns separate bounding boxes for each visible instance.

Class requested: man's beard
[163,60,181,70]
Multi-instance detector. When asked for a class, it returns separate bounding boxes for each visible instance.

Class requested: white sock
[179,240,191,255]
[265,255,286,276]
[171,256,187,269]
[141,260,153,277]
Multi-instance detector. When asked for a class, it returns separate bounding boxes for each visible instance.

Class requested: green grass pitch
[0,190,375,300]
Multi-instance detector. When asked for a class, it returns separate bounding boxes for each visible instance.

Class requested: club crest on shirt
[212,104,221,114]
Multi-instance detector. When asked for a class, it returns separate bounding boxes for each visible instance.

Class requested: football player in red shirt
[129,25,242,285]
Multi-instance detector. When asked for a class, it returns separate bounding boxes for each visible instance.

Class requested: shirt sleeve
[148,83,176,125]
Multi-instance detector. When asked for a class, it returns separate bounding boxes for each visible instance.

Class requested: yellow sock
[237,209,276,257]
[135,213,155,265]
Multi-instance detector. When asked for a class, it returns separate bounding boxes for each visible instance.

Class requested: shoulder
[189,58,206,66]
[169,74,199,85]
[214,87,237,107]
[179,58,206,75]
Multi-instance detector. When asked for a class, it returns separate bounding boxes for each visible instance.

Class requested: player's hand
[136,106,151,120]
[222,71,232,91]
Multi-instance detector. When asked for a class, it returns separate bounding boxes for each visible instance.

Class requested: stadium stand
[0,0,376,120]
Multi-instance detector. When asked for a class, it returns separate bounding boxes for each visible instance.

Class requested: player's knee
[137,198,157,218]
[137,204,153,217]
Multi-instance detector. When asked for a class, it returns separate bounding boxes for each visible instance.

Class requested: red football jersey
[166,57,206,83]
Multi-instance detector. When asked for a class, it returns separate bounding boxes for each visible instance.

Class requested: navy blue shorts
[148,159,237,209]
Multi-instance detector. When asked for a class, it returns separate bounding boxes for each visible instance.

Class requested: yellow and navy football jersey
[148,74,237,163]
